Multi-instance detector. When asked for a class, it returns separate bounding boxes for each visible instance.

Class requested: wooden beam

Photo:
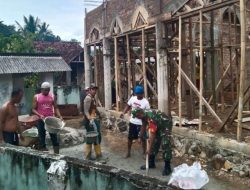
[142,29,148,98]
[178,16,183,128]
[114,37,120,111]
[145,64,157,79]
[219,84,250,131]
[208,63,231,104]
[173,61,222,124]
[134,62,157,97]
[210,10,217,112]
[229,8,235,104]
[168,0,239,22]
[189,17,195,118]
[199,11,204,131]
[220,5,225,112]
[237,0,246,141]
[126,34,132,98]
[94,44,98,86]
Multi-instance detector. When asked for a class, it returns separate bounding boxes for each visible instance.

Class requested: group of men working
[82,84,173,175]
[0,82,62,154]
[0,82,172,176]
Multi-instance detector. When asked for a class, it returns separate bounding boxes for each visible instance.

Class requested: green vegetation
[0,15,61,53]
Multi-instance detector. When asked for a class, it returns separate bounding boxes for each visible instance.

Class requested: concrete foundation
[0,145,174,190]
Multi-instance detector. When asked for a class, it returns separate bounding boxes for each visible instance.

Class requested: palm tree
[37,22,51,40]
[16,15,40,35]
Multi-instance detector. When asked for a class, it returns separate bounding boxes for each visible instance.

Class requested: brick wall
[85,0,176,42]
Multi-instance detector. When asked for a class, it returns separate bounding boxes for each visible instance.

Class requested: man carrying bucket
[32,82,63,153]
[83,84,102,160]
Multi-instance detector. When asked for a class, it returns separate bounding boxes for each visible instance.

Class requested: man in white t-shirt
[120,85,150,158]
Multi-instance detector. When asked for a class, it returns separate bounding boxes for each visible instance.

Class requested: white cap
[41,82,51,89]
[85,86,89,90]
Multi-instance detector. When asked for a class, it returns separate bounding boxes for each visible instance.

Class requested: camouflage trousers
[150,133,172,161]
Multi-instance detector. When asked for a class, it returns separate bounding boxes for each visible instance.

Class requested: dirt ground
[60,118,250,190]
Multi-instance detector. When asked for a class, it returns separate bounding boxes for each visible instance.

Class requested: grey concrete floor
[60,130,250,190]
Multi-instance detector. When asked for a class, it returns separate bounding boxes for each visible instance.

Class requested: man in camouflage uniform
[132,109,173,176]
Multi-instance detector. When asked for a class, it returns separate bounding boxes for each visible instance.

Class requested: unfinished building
[84,0,250,141]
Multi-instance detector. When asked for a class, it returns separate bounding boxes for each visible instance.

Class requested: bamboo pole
[199,11,204,132]
[179,16,182,127]
[126,34,132,98]
[114,37,120,111]
[142,29,148,98]
[237,0,246,142]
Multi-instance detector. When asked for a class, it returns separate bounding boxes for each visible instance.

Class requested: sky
[0,0,101,46]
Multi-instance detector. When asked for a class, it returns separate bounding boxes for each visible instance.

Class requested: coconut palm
[16,15,40,35]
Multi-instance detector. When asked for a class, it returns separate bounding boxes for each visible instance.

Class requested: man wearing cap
[32,82,62,153]
[83,84,102,160]
[120,85,150,158]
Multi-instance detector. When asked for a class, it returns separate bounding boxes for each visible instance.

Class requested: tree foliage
[0,15,61,53]
[16,15,60,42]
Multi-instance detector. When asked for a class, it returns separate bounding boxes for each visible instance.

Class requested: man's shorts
[3,131,19,145]
[128,123,142,140]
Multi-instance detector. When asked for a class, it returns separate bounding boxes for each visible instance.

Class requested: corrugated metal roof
[0,55,71,74]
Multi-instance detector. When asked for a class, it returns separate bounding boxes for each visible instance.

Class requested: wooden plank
[237,0,246,141]
[94,44,98,85]
[199,11,204,131]
[189,17,195,118]
[173,60,222,124]
[220,4,225,112]
[126,34,132,98]
[134,62,158,97]
[208,63,231,104]
[114,37,120,111]
[210,10,217,112]
[178,16,183,128]
[142,29,148,98]
[219,84,250,132]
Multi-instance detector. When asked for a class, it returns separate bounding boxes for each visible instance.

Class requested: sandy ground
[59,126,250,190]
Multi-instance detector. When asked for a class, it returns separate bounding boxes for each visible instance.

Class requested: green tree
[0,21,16,37]
[7,33,35,53]
[16,15,60,42]
[16,15,40,35]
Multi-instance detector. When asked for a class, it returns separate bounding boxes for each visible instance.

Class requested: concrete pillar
[103,38,112,110]
[84,45,91,88]
[156,22,170,115]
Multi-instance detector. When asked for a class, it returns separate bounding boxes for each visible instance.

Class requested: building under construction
[84,0,250,141]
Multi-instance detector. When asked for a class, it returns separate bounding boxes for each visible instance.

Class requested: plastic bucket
[86,131,98,144]
[20,127,39,147]
[44,117,65,134]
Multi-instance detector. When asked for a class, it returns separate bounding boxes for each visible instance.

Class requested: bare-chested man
[0,89,23,145]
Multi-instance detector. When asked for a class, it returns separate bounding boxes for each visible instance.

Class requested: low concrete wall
[173,127,250,156]
[0,145,173,190]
